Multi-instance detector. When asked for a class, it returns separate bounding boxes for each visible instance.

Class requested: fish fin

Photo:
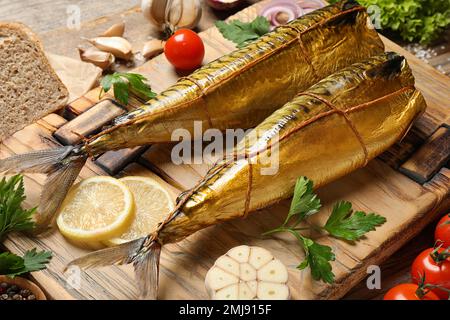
[0,146,75,174]
[0,146,87,232]
[66,238,146,270]
[66,237,162,300]
[133,241,161,300]
[34,157,86,233]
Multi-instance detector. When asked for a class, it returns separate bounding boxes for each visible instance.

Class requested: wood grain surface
[0,0,449,300]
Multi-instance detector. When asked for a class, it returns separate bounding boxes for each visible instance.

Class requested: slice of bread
[0,22,68,141]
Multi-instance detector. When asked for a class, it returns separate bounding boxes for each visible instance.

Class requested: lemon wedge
[104,176,175,246]
[56,176,134,242]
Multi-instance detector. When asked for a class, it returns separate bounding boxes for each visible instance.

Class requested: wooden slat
[400,126,450,183]
[54,99,125,145]
[95,146,149,176]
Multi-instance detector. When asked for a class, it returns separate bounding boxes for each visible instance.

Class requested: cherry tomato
[164,29,205,70]
[435,214,450,248]
[411,247,450,299]
[383,283,439,300]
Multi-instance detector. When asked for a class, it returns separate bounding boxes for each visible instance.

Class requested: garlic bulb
[141,0,202,31]
[205,245,290,300]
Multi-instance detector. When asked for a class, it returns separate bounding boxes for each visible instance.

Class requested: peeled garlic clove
[227,245,250,263]
[101,22,125,37]
[86,36,132,60]
[257,259,289,283]
[142,39,165,59]
[240,263,256,281]
[78,47,115,70]
[205,266,239,292]
[238,282,256,300]
[215,255,240,277]
[248,246,273,269]
[205,245,290,300]
[214,284,239,300]
[257,282,290,300]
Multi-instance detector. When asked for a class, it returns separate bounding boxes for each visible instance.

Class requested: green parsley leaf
[263,176,386,285]
[0,175,36,240]
[285,177,321,225]
[0,249,52,278]
[100,72,157,105]
[215,16,270,48]
[324,201,386,241]
[298,237,335,284]
[0,252,24,276]
[100,74,113,93]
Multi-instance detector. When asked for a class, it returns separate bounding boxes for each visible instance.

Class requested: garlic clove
[141,0,201,31]
[86,37,133,60]
[257,259,289,283]
[205,266,239,292]
[215,255,240,277]
[168,0,183,27]
[257,282,290,300]
[78,47,115,70]
[141,0,168,28]
[239,263,256,282]
[246,280,258,296]
[176,0,202,30]
[142,39,165,59]
[214,284,239,300]
[248,246,273,269]
[238,282,255,300]
[227,245,250,263]
[101,22,125,37]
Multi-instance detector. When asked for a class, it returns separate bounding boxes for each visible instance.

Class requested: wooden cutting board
[1,1,449,300]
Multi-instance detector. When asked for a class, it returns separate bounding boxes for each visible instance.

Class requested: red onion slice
[260,0,325,29]
[298,0,326,9]
[260,0,304,27]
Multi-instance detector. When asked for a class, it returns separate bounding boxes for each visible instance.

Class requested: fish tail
[66,237,162,300]
[0,145,87,232]
[133,240,162,300]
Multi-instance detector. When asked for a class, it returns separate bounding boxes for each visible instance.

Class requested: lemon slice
[56,176,134,242]
[105,176,175,246]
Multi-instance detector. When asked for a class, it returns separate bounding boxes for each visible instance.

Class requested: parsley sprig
[263,177,386,284]
[100,72,157,105]
[0,249,52,278]
[0,175,36,240]
[215,16,270,48]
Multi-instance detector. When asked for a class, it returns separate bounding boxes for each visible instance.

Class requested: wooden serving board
[1,1,449,300]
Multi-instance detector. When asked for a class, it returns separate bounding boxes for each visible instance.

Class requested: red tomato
[435,214,450,248]
[383,283,439,300]
[164,29,205,70]
[411,247,450,299]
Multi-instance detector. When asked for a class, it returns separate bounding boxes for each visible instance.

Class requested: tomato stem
[430,244,450,264]
[416,273,450,299]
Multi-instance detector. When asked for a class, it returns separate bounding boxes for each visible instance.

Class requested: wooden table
[1,0,449,300]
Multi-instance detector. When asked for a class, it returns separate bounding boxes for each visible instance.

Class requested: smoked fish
[0,0,384,230]
[67,52,426,299]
